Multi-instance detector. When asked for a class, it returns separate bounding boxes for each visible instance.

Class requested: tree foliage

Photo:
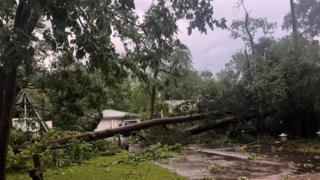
[283,0,320,38]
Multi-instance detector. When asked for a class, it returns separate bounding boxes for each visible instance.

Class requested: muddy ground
[156,144,320,180]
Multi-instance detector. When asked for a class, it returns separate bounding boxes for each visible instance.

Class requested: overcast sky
[113,0,291,74]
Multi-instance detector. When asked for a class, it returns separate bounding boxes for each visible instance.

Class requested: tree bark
[240,0,255,57]
[15,109,273,150]
[290,0,299,55]
[150,63,159,119]
[185,115,239,135]
[0,67,4,116]
[0,67,17,180]
[150,84,156,118]
[15,113,208,150]
[185,109,272,136]
[244,13,255,57]
[0,0,41,178]
[240,0,255,85]
[244,45,253,85]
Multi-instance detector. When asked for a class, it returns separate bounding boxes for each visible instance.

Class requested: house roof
[102,109,139,119]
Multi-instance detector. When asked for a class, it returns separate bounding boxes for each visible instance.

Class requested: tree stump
[28,154,44,180]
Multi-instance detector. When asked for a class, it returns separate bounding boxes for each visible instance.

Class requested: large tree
[133,1,225,118]
[230,1,276,85]
[283,0,320,38]
[0,0,224,178]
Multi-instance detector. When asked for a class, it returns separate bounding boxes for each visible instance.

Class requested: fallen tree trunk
[185,116,239,135]
[15,109,273,150]
[15,113,208,150]
[185,109,272,135]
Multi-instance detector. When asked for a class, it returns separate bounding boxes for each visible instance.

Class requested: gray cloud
[177,0,290,74]
[113,0,291,74]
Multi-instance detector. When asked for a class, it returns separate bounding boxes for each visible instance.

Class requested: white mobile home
[95,109,140,131]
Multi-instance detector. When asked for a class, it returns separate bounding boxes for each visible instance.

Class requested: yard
[7,152,184,180]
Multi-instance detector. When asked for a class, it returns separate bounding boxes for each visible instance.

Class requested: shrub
[6,130,121,171]
[208,163,222,174]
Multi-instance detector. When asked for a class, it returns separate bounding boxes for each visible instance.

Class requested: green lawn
[7,153,185,180]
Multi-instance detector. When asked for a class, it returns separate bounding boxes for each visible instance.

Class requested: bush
[208,163,222,174]
[6,146,34,170]
[6,130,121,171]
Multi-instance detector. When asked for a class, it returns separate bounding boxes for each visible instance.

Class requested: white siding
[95,119,123,131]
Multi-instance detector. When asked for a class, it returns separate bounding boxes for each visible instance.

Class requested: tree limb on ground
[14,113,208,150]
[185,108,273,135]
[14,108,273,150]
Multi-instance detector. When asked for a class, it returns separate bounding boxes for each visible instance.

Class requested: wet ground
[156,144,320,180]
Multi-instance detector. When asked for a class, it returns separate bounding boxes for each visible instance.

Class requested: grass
[208,163,222,174]
[7,152,185,180]
[292,140,320,153]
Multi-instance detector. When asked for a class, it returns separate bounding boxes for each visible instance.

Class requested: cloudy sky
[114,0,291,74]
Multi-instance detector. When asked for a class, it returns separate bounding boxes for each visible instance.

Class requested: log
[15,113,208,150]
[15,108,273,150]
[185,109,272,135]
[185,115,239,135]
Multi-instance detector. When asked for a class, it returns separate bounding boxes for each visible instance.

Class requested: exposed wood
[15,113,208,150]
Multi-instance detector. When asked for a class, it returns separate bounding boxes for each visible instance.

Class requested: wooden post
[28,154,44,180]
[117,134,122,147]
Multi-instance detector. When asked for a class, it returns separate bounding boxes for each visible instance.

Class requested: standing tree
[135,1,225,118]
[230,2,276,85]
[283,0,320,48]
[288,0,320,38]
[289,0,299,51]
